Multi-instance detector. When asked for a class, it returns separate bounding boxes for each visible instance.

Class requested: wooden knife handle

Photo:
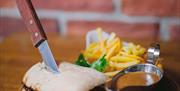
[16,0,47,47]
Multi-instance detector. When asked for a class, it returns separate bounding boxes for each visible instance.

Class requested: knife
[16,0,59,74]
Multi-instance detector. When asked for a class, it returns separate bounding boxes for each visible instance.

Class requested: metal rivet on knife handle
[29,20,33,24]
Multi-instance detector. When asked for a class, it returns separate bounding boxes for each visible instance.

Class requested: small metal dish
[109,43,163,91]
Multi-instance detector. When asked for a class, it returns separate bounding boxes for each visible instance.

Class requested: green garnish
[75,54,108,72]
[91,54,107,72]
[75,53,90,67]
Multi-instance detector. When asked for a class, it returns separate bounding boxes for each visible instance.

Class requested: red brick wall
[67,21,159,40]
[0,17,59,36]
[169,25,180,41]
[0,0,179,41]
[122,0,180,16]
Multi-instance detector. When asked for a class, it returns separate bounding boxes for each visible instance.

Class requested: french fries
[109,60,140,69]
[110,56,140,62]
[83,28,146,78]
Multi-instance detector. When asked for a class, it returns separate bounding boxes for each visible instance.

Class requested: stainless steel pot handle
[147,43,160,65]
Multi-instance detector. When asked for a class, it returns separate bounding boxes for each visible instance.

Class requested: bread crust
[21,84,34,91]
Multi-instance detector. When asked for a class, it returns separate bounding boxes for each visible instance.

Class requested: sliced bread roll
[22,62,107,91]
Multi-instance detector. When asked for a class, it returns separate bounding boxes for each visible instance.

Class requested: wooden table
[0,32,180,91]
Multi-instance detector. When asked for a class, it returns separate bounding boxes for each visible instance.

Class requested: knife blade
[38,41,59,73]
[16,0,59,74]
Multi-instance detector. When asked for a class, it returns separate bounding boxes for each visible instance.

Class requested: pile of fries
[83,28,147,77]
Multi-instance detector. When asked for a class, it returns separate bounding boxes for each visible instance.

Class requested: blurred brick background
[0,0,180,41]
